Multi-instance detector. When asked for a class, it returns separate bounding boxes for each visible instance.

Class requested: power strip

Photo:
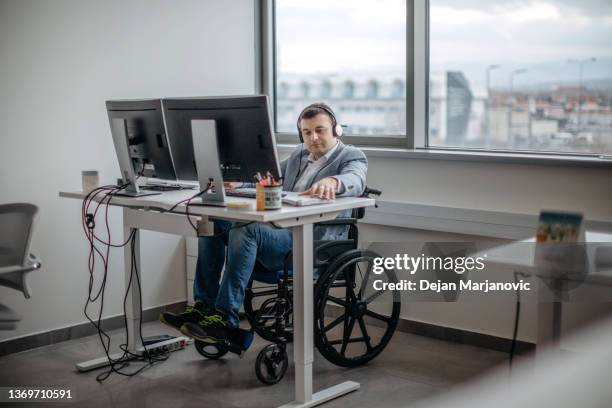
[76,336,193,372]
[136,336,192,356]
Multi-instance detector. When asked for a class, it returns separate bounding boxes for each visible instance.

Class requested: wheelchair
[193,187,401,385]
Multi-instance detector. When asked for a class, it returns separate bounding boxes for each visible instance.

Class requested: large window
[272,0,407,144]
[429,0,612,154]
[266,0,612,156]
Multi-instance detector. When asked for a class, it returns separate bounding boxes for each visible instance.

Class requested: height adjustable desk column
[59,190,374,407]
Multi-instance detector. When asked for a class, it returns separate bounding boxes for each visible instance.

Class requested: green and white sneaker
[159,302,213,332]
[180,314,254,353]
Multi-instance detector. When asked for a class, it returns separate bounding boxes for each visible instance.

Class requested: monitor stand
[191,119,226,206]
[110,118,160,197]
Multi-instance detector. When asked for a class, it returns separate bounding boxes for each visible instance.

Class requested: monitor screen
[162,95,281,183]
[106,99,176,182]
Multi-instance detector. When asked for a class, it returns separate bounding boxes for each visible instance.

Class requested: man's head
[297,103,342,159]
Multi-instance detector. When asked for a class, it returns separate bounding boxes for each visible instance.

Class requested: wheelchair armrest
[315,218,358,227]
[313,240,355,268]
[280,238,358,271]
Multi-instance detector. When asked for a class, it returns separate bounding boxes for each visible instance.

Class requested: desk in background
[475,232,612,361]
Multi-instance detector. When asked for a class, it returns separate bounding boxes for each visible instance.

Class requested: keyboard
[282,192,330,207]
[225,188,287,199]
[225,188,327,206]
[141,184,195,191]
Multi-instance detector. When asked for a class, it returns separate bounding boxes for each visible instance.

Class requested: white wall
[361,157,612,344]
[0,0,257,341]
[283,150,612,344]
[366,157,612,221]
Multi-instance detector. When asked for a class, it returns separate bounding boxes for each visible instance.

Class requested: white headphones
[296,103,343,142]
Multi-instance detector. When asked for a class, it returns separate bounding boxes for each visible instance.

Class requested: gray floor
[0,321,508,408]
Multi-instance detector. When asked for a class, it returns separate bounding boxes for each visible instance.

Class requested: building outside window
[270,0,612,155]
[273,0,407,142]
[429,0,612,154]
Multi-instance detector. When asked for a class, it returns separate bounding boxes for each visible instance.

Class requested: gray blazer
[281,141,368,240]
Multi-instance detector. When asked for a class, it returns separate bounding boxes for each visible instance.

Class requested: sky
[276,0,612,88]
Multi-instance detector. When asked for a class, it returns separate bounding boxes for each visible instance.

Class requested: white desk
[60,189,374,408]
[474,232,612,357]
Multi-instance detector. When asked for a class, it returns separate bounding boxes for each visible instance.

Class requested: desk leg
[124,226,142,353]
[278,223,359,408]
[293,223,314,403]
[535,279,563,367]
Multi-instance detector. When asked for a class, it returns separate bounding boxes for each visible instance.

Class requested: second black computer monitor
[106,99,176,181]
[162,95,281,184]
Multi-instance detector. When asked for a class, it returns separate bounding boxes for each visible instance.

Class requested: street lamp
[568,57,597,132]
[485,64,500,148]
[508,69,528,147]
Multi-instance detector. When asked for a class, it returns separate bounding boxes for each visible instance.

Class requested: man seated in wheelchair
[160,103,367,351]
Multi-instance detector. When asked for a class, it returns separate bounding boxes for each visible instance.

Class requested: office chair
[0,203,42,330]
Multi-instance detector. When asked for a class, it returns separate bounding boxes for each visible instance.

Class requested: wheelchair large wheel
[314,249,401,368]
[244,279,293,343]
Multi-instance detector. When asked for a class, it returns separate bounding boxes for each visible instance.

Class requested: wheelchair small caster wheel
[195,341,229,359]
[255,344,288,385]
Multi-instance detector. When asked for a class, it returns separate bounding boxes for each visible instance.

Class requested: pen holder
[256,184,283,210]
[264,184,283,210]
[256,184,265,211]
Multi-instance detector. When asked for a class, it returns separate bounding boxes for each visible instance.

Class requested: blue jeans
[193,220,292,327]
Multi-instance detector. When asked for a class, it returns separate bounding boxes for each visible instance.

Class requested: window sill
[362,200,612,240]
[276,144,612,168]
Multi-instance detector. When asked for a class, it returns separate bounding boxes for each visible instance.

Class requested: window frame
[259,0,612,164]
[260,0,413,148]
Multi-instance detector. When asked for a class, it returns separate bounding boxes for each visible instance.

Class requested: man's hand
[223,181,243,189]
[210,181,243,190]
[298,177,339,200]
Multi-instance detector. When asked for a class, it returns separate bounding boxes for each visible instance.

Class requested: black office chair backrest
[0,203,38,268]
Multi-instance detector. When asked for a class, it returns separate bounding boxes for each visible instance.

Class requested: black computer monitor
[162,95,281,183]
[106,99,176,186]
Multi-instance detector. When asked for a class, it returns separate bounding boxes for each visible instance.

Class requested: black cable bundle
[509,271,529,369]
[81,183,170,382]
[164,181,253,235]
[80,179,258,381]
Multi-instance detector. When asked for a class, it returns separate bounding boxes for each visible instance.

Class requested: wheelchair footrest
[222,328,254,356]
